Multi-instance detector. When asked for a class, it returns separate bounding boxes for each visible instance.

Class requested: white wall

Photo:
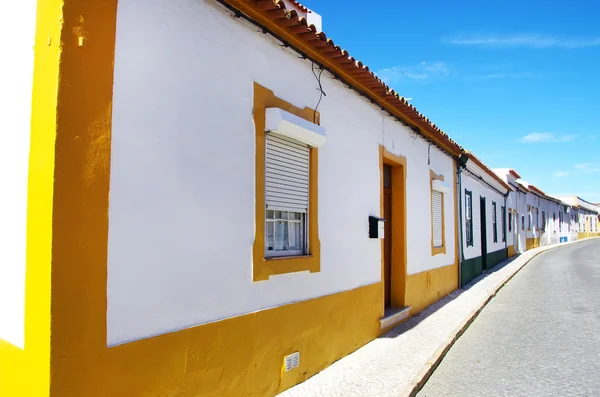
[461,170,506,261]
[107,0,456,345]
[0,0,37,349]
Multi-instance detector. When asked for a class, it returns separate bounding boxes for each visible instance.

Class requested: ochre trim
[252,83,321,281]
[379,146,408,309]
[430,170,446,256]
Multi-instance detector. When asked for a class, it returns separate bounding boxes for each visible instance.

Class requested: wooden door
[384,187,392,307]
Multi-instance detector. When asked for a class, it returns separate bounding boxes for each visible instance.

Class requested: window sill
[265,254,313,261]
[253,253,320,282]
[432,246,446,256]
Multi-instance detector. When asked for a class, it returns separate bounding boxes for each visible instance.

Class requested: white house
[0,1,464,396]
[459,153,511,286]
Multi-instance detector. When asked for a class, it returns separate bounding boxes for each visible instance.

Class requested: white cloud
[446,35,600,49]
[378,62,450,83]
[553,171,569,178]
[474,72,533,79]
[574,163,600,173]
[521,132,575,143]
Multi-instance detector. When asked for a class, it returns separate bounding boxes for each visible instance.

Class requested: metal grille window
[542,211,546,232]
[501,206,506,242]
[432,191,443,248]
[265,132,309,257]
[509,211,513,232]
[492,202,498,243]
[465,190,473,246]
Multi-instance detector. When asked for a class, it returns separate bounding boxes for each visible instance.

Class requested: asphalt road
[419,239,600,397]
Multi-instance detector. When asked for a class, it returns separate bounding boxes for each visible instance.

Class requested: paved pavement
[419,238,600,397]
[280,238,599,397]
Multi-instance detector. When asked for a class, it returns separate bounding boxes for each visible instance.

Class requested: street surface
[419,238,600,396]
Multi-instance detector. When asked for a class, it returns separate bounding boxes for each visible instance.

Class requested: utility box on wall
[369,216,385,239]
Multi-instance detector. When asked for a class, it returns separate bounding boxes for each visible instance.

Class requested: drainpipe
[456,162,464,288]
[503,191,509,252]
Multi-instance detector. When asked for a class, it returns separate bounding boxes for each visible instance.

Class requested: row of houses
[460,159,599,286]
[2,0,599,396]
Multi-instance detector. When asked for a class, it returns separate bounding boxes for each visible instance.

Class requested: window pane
[266,210,274,219]
[280,211,288,220]
[289,221,303,251]
[266,221,274,251]
[275,221,289,251]
[274,211,281,219]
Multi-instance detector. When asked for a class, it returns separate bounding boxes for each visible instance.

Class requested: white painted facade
[106,0,457,345]
[460,164,508,262]
[0,0,37,349]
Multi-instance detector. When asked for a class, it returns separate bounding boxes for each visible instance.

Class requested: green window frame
[465,190,473,247]
[492,202,498,243]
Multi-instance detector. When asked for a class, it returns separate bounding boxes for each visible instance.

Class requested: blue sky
[300,0,600,202]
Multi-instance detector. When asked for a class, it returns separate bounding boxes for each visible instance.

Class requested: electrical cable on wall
[213,0,460,160]
[312,63,326,124]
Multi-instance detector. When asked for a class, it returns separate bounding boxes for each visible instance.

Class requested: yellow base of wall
[405,263,458,315]
[526,238,540,251]
[578,232,600,239]
[52,283,383,397]
[507,245,516,257]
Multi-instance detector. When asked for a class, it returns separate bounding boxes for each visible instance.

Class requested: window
[432,191,443,248]
[542,211,546,232]
[501,206,506,242]
[430,170,446,255]
[509,211,513,232]
[522,215,525,231]
[528,205,531,230]
[465,190,473,247]
[264,133,309,257]
[492,202,498,243]
[536,208,539,229]
[252,83,321,281]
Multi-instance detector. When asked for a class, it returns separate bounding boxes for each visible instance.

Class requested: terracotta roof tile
[221,0,464,156]
[509,169,521,179]
[465,152,511,191]
[288,0,311,13]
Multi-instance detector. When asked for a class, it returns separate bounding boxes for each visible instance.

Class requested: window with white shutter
[264,132,309,257]
[432,191,443,248]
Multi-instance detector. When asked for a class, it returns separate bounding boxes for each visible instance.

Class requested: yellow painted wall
[50,283,382,397]
[0,0,62,396]
[578,232,600,239]
[507,245,515,257]
[405,263,459,315]
[526,238,540,251]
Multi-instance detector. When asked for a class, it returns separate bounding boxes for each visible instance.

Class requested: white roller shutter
[265,132,309,213]
[432,191,443,247]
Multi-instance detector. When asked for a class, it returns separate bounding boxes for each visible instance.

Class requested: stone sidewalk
[279,238,599,397]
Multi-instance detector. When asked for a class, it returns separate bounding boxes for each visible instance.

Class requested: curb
[400,237,600,397]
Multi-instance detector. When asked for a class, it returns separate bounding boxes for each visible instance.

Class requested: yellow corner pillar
[0,0,118,396]
[0,0,65,395]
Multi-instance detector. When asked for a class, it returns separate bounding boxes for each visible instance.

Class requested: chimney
[281,0,323,32]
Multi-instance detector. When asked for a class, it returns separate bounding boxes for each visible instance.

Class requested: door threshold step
[380,306,412,329]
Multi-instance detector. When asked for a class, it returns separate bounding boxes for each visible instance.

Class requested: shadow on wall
[380,254,521,339]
